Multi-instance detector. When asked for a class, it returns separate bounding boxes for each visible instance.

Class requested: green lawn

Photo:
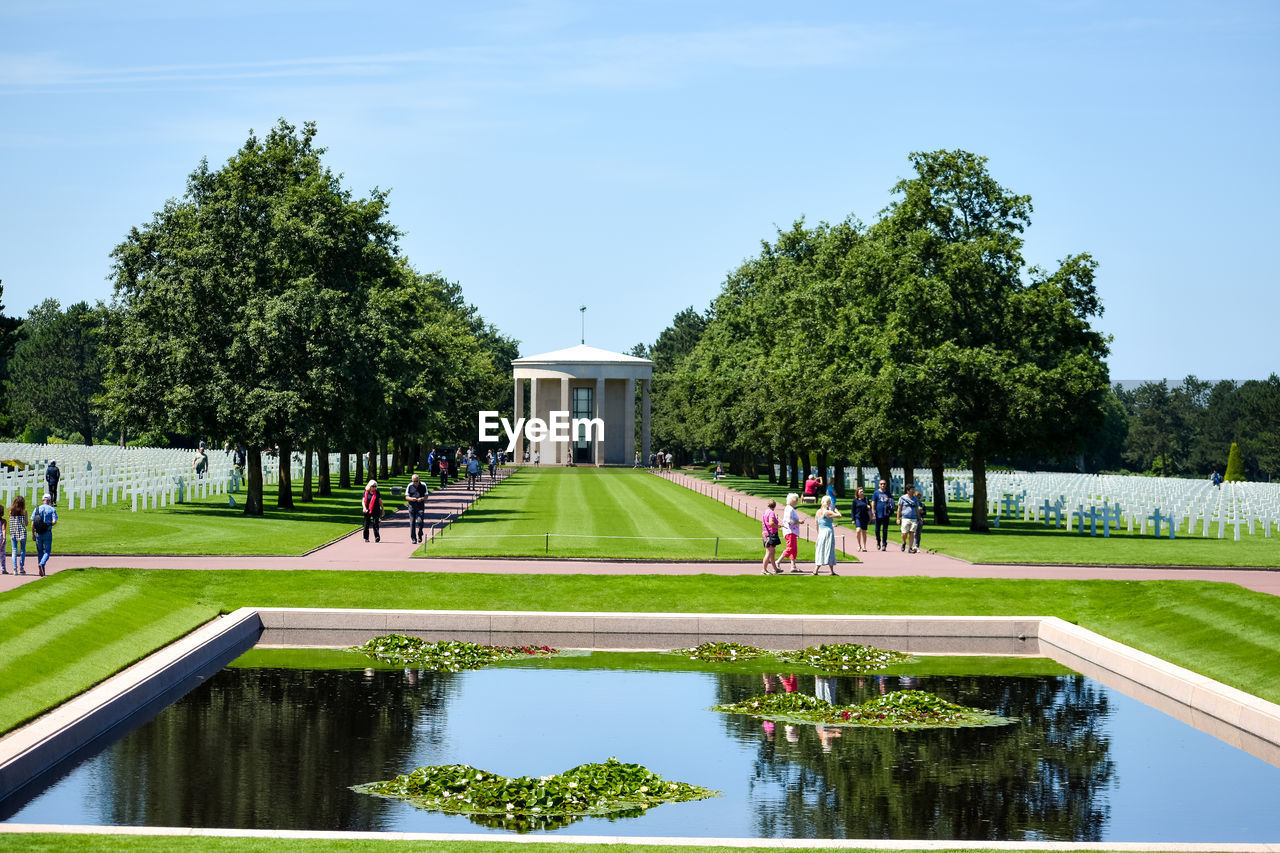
[44,475,412,556]
[422,467,846,561]
[3,568,1279,736]
[684,470,1280,567]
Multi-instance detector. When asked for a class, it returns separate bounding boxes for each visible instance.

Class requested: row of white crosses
[0,443,284,512]
[0,445,383,514]
[965,471,1280,541]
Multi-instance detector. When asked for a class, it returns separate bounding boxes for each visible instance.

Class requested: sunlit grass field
[422,467,839,561]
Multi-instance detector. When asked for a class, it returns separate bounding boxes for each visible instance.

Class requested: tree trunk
[856,464,864,493]
[931,455,950,526]
[902,455,917,489]
[789,451,800,489]
[277,439,294,509]
[411,443,421,474]
[875,454,892,490]
[352,446,362,488]
[767,452,776,484]
[378,438,389,481]
[833,458,846,499]
[392,439,402,477]
[747,453,757,479]
[819,451,829,491]
[970,453,989,532]
[318,439,332,496]
[244,447,264,516]
[302,446,314,502]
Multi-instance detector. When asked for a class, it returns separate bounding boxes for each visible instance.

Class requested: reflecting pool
[5,658,1280,841]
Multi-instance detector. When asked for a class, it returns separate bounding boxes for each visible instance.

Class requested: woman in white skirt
[813,494,840,575]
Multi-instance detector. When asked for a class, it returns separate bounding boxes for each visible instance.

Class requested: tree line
[634,150,1113,531]
[2,120,516,515]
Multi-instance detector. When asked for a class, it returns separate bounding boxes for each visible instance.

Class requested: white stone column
[624,377,636,466]
[529,377,540,463]
[595,377,605,466]
[559,376,570,465]
[641,379,651,463]
[513,377,523,460]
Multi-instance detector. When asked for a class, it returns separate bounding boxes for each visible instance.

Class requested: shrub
[1225,442,1246,482]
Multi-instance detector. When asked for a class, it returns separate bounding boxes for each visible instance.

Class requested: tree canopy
[649,150,1113,528]
[103,119,514,513]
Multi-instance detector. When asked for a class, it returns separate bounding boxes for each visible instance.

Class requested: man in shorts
[897,484,921,553]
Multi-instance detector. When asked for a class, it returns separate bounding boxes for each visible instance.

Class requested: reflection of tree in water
[99,667,452,830]
[716,674,1114,840]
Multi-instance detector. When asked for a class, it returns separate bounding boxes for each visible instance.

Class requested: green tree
[1224,441,1246,481]
[868,151,1110,530]
[8,299,108,444]
[105,120,398,515]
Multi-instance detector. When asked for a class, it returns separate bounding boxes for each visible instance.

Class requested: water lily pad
[350,636,556,671]
[713,689,1012,728]
[353,758,718,830]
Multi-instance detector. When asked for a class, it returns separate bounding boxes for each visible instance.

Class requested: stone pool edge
[0,825,1277,852]
[3,608,1280,848]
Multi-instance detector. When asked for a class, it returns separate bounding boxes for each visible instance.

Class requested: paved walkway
[2,466,1278,597]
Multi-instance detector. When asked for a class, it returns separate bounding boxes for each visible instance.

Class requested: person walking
[466,454,480,489]
[45,460,61,506]
[896,483,921,553]
[31,493,57,577]
[405,474,429,544]
[8,496,28,575]
[362,480,383,543]
[436,451,448,489]
[781,493,803,573]
[0,503,7,575]
[487,450,497,481]
[850,486,871,552]
[871,478,894,551]
[761,499,782,574]
[813,494,841,575]
[192,442,209,479]
[714,461,724,482]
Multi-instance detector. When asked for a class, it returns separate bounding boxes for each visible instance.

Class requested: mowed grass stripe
[0,571,116,633]
[0,582,154,666]
[0,601,214,732]
[426,468,824,559]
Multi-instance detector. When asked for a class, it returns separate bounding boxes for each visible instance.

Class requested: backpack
[32,509,50,535]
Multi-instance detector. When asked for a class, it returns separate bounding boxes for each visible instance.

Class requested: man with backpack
[31,493,57,577]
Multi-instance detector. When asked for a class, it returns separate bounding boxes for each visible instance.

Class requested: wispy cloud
[0,23,886,94]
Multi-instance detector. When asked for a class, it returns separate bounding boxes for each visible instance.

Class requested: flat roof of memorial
[513,343,654,366]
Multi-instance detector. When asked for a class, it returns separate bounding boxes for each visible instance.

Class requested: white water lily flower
[506,803,514,810]
[639,786,648,792]
[568,781,578,788]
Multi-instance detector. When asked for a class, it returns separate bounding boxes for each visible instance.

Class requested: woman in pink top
[760,499,781,574]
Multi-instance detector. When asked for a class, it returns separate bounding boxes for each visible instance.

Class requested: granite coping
[0,825,1276,850]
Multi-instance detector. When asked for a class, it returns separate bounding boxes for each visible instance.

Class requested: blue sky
[2,1,1276,379]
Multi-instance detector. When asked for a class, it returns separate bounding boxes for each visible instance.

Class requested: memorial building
[511,344,654,466]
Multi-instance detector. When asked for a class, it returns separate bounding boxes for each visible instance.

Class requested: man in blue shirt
[405,474,429,544]
[466,454,481,490]
[871,479,895,551]
[896,484,921,553]
[31,493,58,577]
